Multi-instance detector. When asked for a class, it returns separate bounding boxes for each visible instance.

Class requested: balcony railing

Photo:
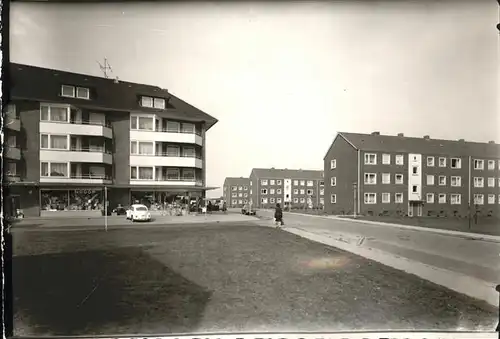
[70,174,112,180]
[69,147,112,154]
[67,119,112,128]
[154,177,198,182]
[156,128,202,136]
[136,153,203,159]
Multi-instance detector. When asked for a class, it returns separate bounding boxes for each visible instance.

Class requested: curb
[283,212,500,243]
[285,227,499,308]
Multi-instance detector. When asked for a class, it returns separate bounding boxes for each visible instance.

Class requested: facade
[222,177,251,208]
[249,168,324,209]
[324,132,500,218]
[4,63,218,217]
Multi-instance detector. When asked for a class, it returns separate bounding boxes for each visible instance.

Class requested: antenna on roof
[97,58,114,79]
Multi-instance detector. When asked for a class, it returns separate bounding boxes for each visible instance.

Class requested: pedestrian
[274,203,284,228]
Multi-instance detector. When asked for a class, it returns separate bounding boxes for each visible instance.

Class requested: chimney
[488,140,495,144]
[458,139,465,142]
[397,133,404,137]
[114,76,119,84]
[423,135,430,140]
[371,131,380,135]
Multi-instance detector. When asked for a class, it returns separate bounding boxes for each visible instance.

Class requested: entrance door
[408,203,414,217]
[417,203,423,217]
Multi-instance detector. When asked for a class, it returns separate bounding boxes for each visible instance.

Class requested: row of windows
[260,188,324,196]
[129,167,196,180]
[231,186,249,191]
[130,141,196,157]
[39,162,106,179]
[329,192,500,205]
[261,197,325,204]
[130,115,197,133]
[328,174,500,187]
[231,199,248,205]
[330,155,499,170]
[260,179,324,187]
[231,193,249,198]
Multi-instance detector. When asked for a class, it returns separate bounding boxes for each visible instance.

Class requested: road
[256,209,500,303]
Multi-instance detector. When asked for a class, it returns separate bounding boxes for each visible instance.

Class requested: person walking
[274,203,284,228]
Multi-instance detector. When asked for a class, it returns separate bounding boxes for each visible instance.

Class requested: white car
[126,204,152,222]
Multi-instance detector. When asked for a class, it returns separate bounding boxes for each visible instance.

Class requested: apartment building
[249,168,324,209]
[324,132,500,218]
[222,177,251,208]
[4,63,218,217]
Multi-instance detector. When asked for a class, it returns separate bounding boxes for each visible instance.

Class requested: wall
[18,100,41,182]
[324,135,358,215]
[109,112,130,185]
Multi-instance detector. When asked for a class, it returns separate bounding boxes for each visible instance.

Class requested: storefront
[40,188,104,212]
[130,190,203,210]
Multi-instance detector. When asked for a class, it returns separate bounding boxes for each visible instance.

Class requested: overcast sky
[10,1,499,198]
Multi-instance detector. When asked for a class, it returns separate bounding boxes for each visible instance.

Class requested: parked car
[241,203,256,216]
[126,204,152,222]
[114,204,127,216]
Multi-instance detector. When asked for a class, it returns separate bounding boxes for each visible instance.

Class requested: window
[138,167,153,180]
[166,168,180,180]
[382,193,390,203]
[498,194,500,204]
[277,198,282,203]
[5,162,16,176]
[250,189,253,194]
[364,193,376,204]
[130,115,154,131]
[244,193,248,198]
[426,157,435,167]
[270,198,275,204]
[395,155,404,165]
[382,154,391,165]
[331,194,337,204]
[382,173,390,184]
[239,200,244,205]
[244,186,248,190]
[488,178,495,187]
[320,188,324,195]
[41,162,68,177]
[498,178,500,188]
[412,185,418,193]
[412,166,418,175]
[40,104,70,122]
[76,87,90,99]
[270,189,275,194]
[474,194,484,205]
[300,180,305,186]
[330,159,337,169]
[319,180,325,186]
[154,98,166,109]
[474,177,484,188]
[270,180,275,185]
[293,180,298,186]
[319,198,324,205]
[131,141,154,155]
[182,147,195,157]
[474,159,484,170]
[451,158,461,169]
[451,176,461,187]
[276,180,282,185]
[330,177,336,186]
[395,193,403,203]
[61,85,75,97]
[364,153,377,165]
[293,189,299,194]
[130,167,137,179]
[438,176,446,186]
[299,197,305,203]
[307,180,313,187]
[426,193,434,203]
[451,194,461,205]
[438,193,446,204]
[231,186,237,191]
[231,193,237,198]
[300,189,305,195]
[238,193,243,198]
[231,199,237,205]
[141,96,154,108]
[395,174,404,184]
[261,189,268,195]
[364,173,376,185]
[238,186,243,191]
[439,157,446,167]
[488,160,495,170]
[7,135,16,147]
[40,134,68,150]
[261,180,268,186]
[426,175,434,185]
[166,121,180,132]
[488,194,495,204]
[307,189,313,195]
[261,198,268,204]
[276,189,282,194]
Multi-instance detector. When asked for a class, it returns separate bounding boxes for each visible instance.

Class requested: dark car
[114,204,127,215]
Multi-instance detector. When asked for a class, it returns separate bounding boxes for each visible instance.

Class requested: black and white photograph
[4,0,500,338]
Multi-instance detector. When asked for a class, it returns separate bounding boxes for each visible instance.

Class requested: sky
[10,1,499,198]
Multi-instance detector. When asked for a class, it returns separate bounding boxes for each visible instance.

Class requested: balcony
[5,174,21,182]
[40,147,113,164]
[40,120,112,139]
[130,178,203,187]
[5,116,20,131]
[129,154,203,169]
[40,174,113,185]
[130,129,203,146]
[5,146,21,160]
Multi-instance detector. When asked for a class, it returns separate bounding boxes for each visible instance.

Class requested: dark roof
[223,177,250,185]
[9,63,218,130]
[250,168,323,180]
[338,132,500,158]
